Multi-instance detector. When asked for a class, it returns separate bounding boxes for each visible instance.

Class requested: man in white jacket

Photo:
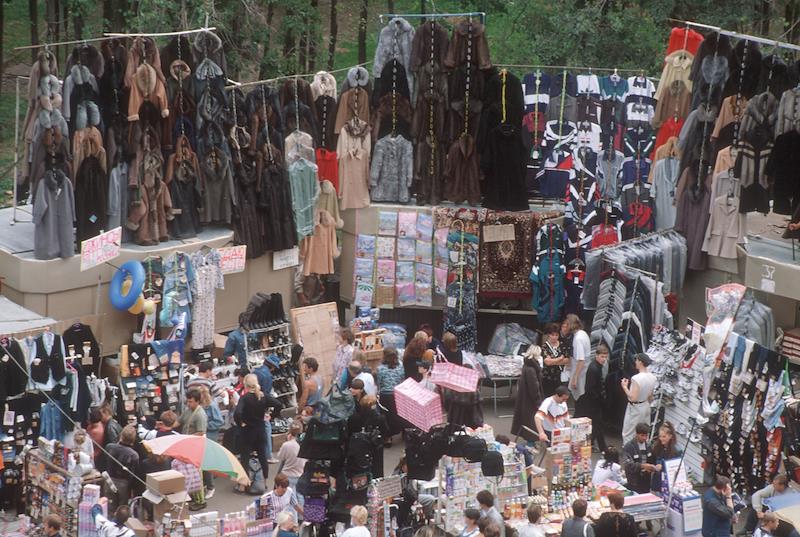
[92,505,136,537]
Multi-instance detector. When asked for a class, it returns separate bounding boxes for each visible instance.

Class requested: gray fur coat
[373,17,416,102]
[370,134,414,203]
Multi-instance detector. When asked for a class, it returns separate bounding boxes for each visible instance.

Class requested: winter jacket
[127,126,172,245]
[409,20,449,73]
[246,84,284,153]
[723,40,761,100]
[255,145,297,252]
[200,147,235,224]
[165,135,202,238]
[282,101,320,143]
[530,250,565,322]
[767,130,800,214]
[72,126,107,179]
[192,31,227,74]
[125,37,169,121]
[300,209,340,276]
[74,155,108,243]
[739,91,778,140]
[655,50,694,102]
[481,69,524,139]
[335,88,370,134]
[337,118,371,209]
[63,64,99,124]
[315,95,338,150]
[30,128,72,201]
[372,59,412,109]
[443,134,481,205]
[653,80,691,128]
[22,51,59,146]
[160,35,195,78]
[371,92,413,141]
[98,39,129,126]
[444,20,491,70]
[370,134,414,203]
[280,77,315,111]
[412,62,448,141]
[373,17,415,95]
[315,179,343,228]
[33,169,76,260]
[776,87,800,137]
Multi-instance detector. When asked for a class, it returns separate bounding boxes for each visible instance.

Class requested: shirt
[570,330,591,399]
[592,460,625,484]
[95,514,136,537]
[277,439,307,478]
[355,371,377,396]
[179,405,208,435]
[519,524,546,537]
[481,507,507,537]
[266,487,301,519]
[341,527,371,537]
[537,396,569,432]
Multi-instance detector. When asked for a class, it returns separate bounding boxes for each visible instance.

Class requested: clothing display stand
[244,322,297,410]
[379,12,487,24]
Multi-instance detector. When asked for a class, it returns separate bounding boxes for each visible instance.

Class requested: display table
[481,375,519,416]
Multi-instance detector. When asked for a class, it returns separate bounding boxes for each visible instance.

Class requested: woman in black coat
[347,395,390,478]
[234,373,283,492]
[511,345,543,440]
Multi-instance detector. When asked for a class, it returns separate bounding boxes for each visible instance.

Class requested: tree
[327,0,338,70]
[358,0,368,64]
[28,0,39,63]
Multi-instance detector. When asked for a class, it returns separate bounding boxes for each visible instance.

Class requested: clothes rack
[13,35,112,51]
[103,26,218,39]
[379,12,487,23]
[225,61,372,90]
[669,19,800,53]
[495,63,643,73]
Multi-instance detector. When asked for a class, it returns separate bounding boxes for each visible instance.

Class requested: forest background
[0,0,798,197]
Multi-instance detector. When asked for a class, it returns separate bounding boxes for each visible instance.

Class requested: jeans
[265,420,273,458]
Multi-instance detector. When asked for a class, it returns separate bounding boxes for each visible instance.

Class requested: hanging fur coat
[444,134,481,205]
[63,64,100,135]
[165,135,203,238]
[373,17,415,92]
[412,62,448,205]
[246,84,284,153]
[300,209,340,276]
[99,39,129,127]
[282,101,320,143]
[481,124,529,211]
[444,20,492,70]
[74,155,108,243]
[335,87,370,133]
[232,151,267,259]
[256,144,297,252]
[127,125,172,245]
[125,37,169,121]
[410,20,450,73]
[372,93,413,141]
[372,60,412,107]
[30,128,71,202]
[161,36,195,79]
[759,54,797,98]
[201,147,236,224]
[723,40,762,100]
[192,31,227,75]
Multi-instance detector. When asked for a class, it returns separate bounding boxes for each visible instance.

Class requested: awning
[0,295,55,334]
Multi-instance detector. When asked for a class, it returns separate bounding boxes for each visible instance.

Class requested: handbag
[307,418,345,444]
[303,497,328,524]
[430,355,481,393]
[462,437,488,463]
[325,380,356,421]
[394,378,445,432]
[481,450,504,477]
[296,460,332,497]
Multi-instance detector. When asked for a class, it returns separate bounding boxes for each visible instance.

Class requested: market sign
[273,247,299,271]
[219,245,247,274]
[80,227,122,271]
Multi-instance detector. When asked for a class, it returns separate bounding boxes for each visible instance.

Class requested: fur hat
[311,71,338,100]
[347,66,369,88]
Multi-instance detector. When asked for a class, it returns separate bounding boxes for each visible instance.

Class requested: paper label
[80,227,122,271]
[447,296,457,308]
[760,278,775,293]
[219,245,248,274]
[272,247,299,271]
[483,224,516,242]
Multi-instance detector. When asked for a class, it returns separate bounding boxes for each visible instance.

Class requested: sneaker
[189,501,207,511]
[205,488,215,499]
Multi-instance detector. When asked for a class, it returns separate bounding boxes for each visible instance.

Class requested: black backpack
[462,437,488,463]
[296,460,332,496]
[481,450,504,477]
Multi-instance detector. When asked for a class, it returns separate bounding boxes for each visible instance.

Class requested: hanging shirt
[522,72,551,114]
[288,158,321,240]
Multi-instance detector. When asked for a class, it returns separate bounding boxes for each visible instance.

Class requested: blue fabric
[40,401,63,440]
[732,335,746,370]
[702,488,733,537]
[224,329,247,367]
[530,250,565,323]
[205,400,224,437]
[254,364,274,395]
[264,420,273,458]
[160,252,197,326]
[377,365,405,394]
[620,158,651,187]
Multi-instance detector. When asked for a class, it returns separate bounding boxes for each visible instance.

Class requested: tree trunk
[308,0,318,71]
[0,0,4,98]
[420,0,426,15]
[283,28,297,72]
[358,0,368,64]
[28,0,39,63]
[299,8,308,71]
[328,0,338,70]
[73,4,84,41]
[388,0,395,12]
[259,0,276,78]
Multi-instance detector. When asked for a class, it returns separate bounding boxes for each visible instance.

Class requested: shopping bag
[393,378,444,432]
[429,358,481,393]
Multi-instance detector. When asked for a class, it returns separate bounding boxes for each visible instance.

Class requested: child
[273,511,298,537]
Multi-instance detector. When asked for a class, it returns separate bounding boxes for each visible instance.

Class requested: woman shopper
[348,395,390,478]
[620,353,657,443]
[542,323,569,397]
[592,446,625,485]
[511,345,543,441]
[403,335,429,380]
[650,422,681,493]
[234,374,283,493]
[376,347,405,444]
[592,492,637,537]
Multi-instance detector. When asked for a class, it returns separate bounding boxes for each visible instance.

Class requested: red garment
[591,224,620,248]
[666,27,703,56]
[315,148,340,193]
[651,116,684,160]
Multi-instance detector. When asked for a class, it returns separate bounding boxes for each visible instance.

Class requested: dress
[511,359,543,440]
[621,371,657,443]
[190,250,224,349]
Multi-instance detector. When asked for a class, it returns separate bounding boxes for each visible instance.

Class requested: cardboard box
[146,470,185,495]
[551,427,571,445]
[126,517,154,537]
[151,490,190,522]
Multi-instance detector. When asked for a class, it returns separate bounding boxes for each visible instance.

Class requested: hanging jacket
[371,92,413,141]
[192,31,227,73]
[409,20,449,73]
[280,77,315,111]
[127,125,172,245]
[165,135,202,238]
[444,20,491,70]
[246,84,284,153]
[72,126,107,179]
[335,87,370,134]
[99,39,130,127]
[373,17,416,94]
[200,147,235,224]
[1,337,28,400]
[481,124,529,211]
[255,144,297,252]
[33,169,76,260]
[74,155,108,243]
[370,134,414,203]
[530,250,565,323]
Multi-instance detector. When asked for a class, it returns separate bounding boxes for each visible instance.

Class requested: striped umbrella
[143,434,250,485]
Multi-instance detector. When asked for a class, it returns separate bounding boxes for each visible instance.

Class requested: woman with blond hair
[234,374,283,493]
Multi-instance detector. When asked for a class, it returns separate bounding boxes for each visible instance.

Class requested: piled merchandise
[782,328,800,364]
[118,339,184,426]
[244,322,297,410]
[543,418,593,514]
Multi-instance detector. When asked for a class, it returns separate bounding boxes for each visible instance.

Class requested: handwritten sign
[80,227,121,271]
[376,474,402,499]
[219,245,247,274]
[273,247,300,271]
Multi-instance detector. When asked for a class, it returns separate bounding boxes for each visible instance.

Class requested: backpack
[296,460,332,496]
[322,382,355,422]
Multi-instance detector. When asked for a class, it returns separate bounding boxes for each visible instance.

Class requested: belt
[628,400,648,405]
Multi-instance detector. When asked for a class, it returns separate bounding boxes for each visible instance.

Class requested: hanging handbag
[481,450,504,477]
[296,460,332,497]
[303,497,328,524]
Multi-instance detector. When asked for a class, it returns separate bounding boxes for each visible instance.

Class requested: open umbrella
[143,434,250,485]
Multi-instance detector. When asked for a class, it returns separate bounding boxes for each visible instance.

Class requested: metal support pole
[12,76,20,225]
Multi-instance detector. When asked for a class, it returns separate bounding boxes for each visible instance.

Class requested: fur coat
[410,20,450,73]
[444,21,491,70]
[373,17,415,91]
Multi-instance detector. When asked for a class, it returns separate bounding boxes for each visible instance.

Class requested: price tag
[761,278,775,293]
[447,296,457,308]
